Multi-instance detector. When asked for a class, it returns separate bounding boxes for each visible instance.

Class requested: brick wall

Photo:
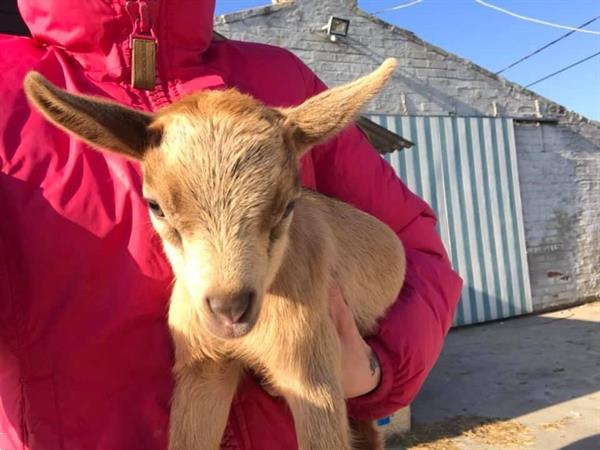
[215,0,600,311]
[515,123,599,309]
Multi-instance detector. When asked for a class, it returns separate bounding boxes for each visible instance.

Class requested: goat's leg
[266,320,351,450]
[349,418,384,450]
[169,360,241,450]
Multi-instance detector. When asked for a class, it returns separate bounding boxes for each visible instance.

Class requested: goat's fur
[24,59,406,450]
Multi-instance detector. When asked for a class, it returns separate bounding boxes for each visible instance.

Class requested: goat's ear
[280,58,397,156]
[24,72,157,160]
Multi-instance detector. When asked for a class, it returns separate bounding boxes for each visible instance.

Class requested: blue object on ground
[377,416,391,426]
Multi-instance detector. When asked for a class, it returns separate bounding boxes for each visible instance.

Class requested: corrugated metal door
[369,115,532,326]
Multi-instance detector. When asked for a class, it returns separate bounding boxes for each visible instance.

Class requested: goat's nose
[207,290,254,325]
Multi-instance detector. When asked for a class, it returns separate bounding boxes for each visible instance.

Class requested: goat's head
[24,59,397,339]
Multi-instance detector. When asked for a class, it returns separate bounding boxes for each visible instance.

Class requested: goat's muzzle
[205,290,257,339]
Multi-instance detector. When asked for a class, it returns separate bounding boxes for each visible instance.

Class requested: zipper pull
[131,37,157,90]
[126,0,157,90]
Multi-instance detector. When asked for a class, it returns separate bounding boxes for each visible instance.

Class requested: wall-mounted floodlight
[322,16,350,42]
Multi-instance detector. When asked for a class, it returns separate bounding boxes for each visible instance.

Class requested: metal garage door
[369,115,533,326]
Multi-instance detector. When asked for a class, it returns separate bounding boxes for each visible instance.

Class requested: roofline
[214,2,293,25]
[215,1,598,126]
[348,5,599,126]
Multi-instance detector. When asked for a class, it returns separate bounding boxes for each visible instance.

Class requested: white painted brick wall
[215,0,600,312]
[515,124,599,309]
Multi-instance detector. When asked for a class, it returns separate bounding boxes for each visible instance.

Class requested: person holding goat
[0,0,462,449]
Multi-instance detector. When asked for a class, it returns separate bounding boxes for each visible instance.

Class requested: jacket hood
[17,0,216,82]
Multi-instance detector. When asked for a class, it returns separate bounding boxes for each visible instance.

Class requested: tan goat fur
[24,58,406,450]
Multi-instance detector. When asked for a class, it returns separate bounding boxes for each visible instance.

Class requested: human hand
[328,285,381,398]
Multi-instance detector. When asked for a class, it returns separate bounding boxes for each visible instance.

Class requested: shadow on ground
[395,302,599,450]
[559,434,600,450]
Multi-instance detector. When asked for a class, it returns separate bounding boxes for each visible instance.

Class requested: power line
[525,50,600,88]
[475,0,600,35]
[496,16,600,75]
[372,0,424,15]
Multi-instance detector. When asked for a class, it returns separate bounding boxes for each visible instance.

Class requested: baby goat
[25,59,405,450]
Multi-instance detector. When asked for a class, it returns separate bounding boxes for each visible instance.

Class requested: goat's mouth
[212,320,255,339]
[207,312,258,339]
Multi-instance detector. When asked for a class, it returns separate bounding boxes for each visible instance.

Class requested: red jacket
[0,1,462,449]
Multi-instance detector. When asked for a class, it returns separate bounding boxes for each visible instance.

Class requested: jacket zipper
[125,0,158,91]
[125,0,174,112]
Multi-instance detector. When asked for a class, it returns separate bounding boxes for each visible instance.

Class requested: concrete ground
[389,302,599,450]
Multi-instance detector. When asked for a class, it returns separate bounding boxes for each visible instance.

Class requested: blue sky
[215,1,600,120]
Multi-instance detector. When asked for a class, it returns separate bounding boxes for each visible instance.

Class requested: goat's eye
[282,201,296,219]
[146,199,165,219]
[269,200,296,245]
